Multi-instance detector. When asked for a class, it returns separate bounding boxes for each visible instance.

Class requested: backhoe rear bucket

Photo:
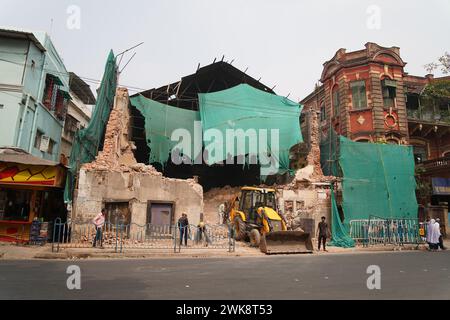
[260,231,313,254]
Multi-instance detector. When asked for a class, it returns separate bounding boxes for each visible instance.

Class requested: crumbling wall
[203,186,242,224]
[279,110,335,237]
[306,111,324,178]
[74,170,203,225]
[277,183,331,237]
[73,87,203,226]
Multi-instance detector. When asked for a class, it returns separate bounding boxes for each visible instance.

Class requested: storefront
[0,155,67,243]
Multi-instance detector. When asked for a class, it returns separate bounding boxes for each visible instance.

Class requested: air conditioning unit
[39,135,50,152]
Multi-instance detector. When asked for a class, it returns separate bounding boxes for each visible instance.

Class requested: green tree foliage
[415,167,431,199]
[422,79,450,100]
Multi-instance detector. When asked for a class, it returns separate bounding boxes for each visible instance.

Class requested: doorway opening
[146,202,175,237]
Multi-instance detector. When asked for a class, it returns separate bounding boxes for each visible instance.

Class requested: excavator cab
[229,187,313,254]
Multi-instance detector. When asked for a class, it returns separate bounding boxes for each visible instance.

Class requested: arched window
[381,78,397,108]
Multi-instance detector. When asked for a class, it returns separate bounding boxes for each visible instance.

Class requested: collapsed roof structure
[130,61,304,191]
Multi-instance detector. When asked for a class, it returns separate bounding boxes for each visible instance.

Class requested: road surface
[0,251,449,299]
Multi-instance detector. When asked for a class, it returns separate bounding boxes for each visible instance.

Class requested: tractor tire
[233,216,247,241]
[249,229,261,247]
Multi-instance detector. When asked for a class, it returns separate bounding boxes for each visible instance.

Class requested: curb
[34,252,250,260]
[30,245,427,260]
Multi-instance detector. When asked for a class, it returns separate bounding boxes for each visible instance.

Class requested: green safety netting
[64,51,117,203]
[320,128,341,177]
[339,136,418,222]
[130,95,201,166]
[320,130,418,226]
[329,184,355,248]
[131,84,303,178]
[199,84,303,177]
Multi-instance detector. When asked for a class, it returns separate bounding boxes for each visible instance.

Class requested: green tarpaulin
[64,51,117,203]
[329,183,355,248]
[130,95,201,166]
[199,84,303,176]
[321,131,418,223]
[339,136,418,222]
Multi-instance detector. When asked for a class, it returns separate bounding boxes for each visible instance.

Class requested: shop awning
[0,148,66,187]
[432,178,450,195]
[0,147,57,166]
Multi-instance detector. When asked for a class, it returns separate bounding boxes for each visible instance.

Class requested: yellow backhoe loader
[228,187,313,254]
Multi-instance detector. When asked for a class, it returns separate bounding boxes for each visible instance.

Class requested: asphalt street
[0,251,449,300]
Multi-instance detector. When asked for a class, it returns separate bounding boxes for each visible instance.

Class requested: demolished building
[70,60,334,239]
[73,88,203,228]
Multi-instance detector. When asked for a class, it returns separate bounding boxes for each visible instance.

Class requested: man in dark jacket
[436,218,447,250]
[317,216,330,252]
[178,213,189,246]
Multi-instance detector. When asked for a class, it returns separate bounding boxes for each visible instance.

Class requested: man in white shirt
[218,203,225,225]
[93,209,106,248]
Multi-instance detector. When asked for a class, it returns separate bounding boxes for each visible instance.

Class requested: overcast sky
[1,0,449,101]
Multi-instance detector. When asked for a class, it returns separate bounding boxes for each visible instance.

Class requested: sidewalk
[2,240,447,260]
[0,242,265,260]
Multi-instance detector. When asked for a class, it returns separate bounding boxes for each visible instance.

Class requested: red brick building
[301,42,450,212]
[404,74,450,164]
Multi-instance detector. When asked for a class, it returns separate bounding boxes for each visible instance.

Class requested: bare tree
[424,52,450,74]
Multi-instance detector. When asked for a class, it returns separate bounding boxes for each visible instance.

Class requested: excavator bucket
[260,231,314,254]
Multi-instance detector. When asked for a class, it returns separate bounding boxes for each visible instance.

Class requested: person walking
[317,216,330,252]
[218,203,225,225]
[436,218,446,250]
[425,216,432,247]
[428,219,440,251]
[93,209,106,248]
[196,218,212,246]
[178,213,189,246]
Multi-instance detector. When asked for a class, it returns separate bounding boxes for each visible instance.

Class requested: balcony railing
[407,107,450,123]
[418,156,450,172]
